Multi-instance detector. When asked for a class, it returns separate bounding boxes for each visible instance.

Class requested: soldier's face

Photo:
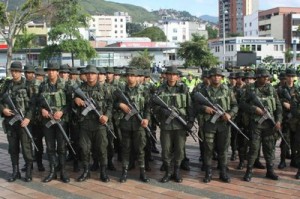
[11,70,22,81]
[59,72,69,80]
[86,73,98,85]
[126,75,138,86]
[166,73,179,85]
[286,76,294,85]
[47,70,59,81]
[257,76,268,85]
[98,73,106,83]
[106,73,114,82]
[25,72,35,81]
[210,75,222,86]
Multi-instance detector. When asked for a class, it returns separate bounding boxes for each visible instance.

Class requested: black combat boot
[243,166,253,182]
[180,158,190,171]
[219,166,231,183]
[24,163,32,182]
[73,160,80,172]
[145,158,151,172]
[230,151,236,161]
[60,157,70,183]
[43,164,57,183]
[203,166,212,183]
[173,165,183,183]
[37,161,45,172]
[139,167,150,182]
[253,159,265,169]
[90,160,99,171]
[21,163,33,172]
[119,166,128,183]
[100,165,110,183]
[278,159,286,169]
[107,158,116,171]
[266,164,279,180]
[161,166,172,183]
[237,161,244,170]
[8,165,21,182]
[295,168,300,179]
[77,166,90,182]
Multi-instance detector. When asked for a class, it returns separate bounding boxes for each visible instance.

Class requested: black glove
[186,121,194,131]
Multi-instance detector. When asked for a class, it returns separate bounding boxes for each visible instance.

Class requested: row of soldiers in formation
[1,61,300,185]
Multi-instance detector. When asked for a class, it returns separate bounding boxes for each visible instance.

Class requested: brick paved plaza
[0,122,299,199]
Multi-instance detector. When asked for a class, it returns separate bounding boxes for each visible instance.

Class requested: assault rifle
[72,86,116,139]
[41,95,76,155]
[250,93,290,149]
[151,94,202,142]
[114,88,157,143]
[193,92,249,141]
[2,93,38,151]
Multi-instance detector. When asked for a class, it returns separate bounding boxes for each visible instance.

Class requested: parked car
[0,68,6,79]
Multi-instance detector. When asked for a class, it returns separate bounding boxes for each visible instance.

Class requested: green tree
[131,27,166,41]
[0,0,42,75]
[126,22,144,36]
[262,55,275,64]
[285,48,293,63]
[129,49,154,69]
[207,26,218,39]
[40,0,96,66]
[177,33,219,70]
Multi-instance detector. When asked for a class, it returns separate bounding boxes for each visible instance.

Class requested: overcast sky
[108,0,300,16]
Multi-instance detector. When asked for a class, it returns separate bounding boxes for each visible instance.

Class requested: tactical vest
[123,84,146,116]
[78,82,108,121]
[248,83,276,121]
[40,78,66,111]
[6,77,29,112]
[158,83,188,117]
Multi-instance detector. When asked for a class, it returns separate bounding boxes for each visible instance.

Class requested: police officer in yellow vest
[38,63,70,183]
[240,68,282,182]
[196,67,238,183]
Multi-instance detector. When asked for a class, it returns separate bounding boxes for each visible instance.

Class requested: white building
[157,19,207,43]
[114,12,132,23]
[89,15,127,39]
[209,36,286,66]
[244,11,259,37]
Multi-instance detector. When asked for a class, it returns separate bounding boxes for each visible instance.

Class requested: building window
[280,45,284,51]
[250,22,252,27]
[114,19,117,22]
[172,36,177,41]
[115,30,118,34]
[274,45,278,51]
[121,19,123,22]
[257,45,261,51]
[231,45,233,51]
[252,45,256,51]
[173,28,177,33]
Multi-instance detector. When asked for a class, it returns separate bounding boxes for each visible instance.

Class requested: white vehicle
[0,68,6,79]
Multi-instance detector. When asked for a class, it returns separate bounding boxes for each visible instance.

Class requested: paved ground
[0,123,300,199]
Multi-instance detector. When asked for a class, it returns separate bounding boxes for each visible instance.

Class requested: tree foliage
[177,34,219,69]
[131,27,166,41]
[126,22,144,36]
[206,26,218,39]
[129,49,154,69]
[285,48,293,63]
[0,0,42,75]
[40,0,96,65]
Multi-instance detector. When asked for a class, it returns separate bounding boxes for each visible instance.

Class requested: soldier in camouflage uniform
[240,68,282,182]
[152,66,194,183]
[277,68,297,169]
[195,68,238,183]
[0,62,34,182]
[191,70,210,169]
[38,63,70,183]
[74,65,112,182]
[114,67,150,183]
[291,74,300,179]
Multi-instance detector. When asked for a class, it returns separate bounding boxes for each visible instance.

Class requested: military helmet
[285,68,296,77]
[209,67,224,77]
[228,72,237,79]
[10,61,23,71]
[84,65,98,74]
[165,66,180,75]
[255,68,270,78]
[23,65,35,73]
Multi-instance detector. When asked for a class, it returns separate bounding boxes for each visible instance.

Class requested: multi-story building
[258,7,300,52]
[244,11,259,37]
[219,0,259,37]
[114,12,132,23]
[89,15,127,39]
[157,19,207,43]
[209,36,285,66]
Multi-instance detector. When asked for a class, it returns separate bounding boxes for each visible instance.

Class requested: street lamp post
[221,0,226,69]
